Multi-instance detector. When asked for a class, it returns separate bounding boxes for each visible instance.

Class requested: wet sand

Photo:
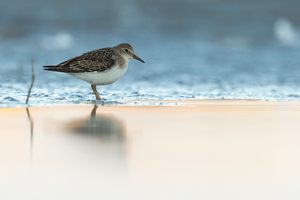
[1,101,300,200]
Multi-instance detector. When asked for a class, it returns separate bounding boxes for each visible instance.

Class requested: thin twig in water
[26,60,35,104]
[25,60,36,165]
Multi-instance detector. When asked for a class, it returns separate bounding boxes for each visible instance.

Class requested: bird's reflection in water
[66,104,126,165]
[66,104,126,144]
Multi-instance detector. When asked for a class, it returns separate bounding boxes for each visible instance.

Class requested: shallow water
[1,0,300,106]
[1,103,300,200]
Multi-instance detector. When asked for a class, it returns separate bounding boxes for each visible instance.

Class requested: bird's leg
[91,84,101,100]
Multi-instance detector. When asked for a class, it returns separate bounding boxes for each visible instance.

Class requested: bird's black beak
[133,54,145,63]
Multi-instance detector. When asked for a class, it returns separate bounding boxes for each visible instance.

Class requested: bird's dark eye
[125,49,128,52]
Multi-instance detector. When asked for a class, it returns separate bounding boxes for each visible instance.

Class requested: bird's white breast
[69,64,128,85]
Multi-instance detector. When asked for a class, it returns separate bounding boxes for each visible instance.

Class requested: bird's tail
[43,65,58,71]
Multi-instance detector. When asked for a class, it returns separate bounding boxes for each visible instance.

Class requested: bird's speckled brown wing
[44,48,116,73]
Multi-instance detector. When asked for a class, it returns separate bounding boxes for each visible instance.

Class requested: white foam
[274,18,299,47]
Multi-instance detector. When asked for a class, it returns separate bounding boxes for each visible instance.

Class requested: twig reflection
[26,107,34,164]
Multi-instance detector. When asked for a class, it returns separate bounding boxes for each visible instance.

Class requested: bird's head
[115,43,145,63]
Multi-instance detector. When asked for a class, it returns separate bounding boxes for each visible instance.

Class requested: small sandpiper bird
[43,43,144,100]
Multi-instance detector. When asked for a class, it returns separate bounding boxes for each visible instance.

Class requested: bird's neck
[116,54,129,68]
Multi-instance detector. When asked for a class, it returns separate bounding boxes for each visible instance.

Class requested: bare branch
[26,60,35,104]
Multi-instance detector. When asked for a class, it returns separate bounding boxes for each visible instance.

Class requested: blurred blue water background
[1,0,300,106]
